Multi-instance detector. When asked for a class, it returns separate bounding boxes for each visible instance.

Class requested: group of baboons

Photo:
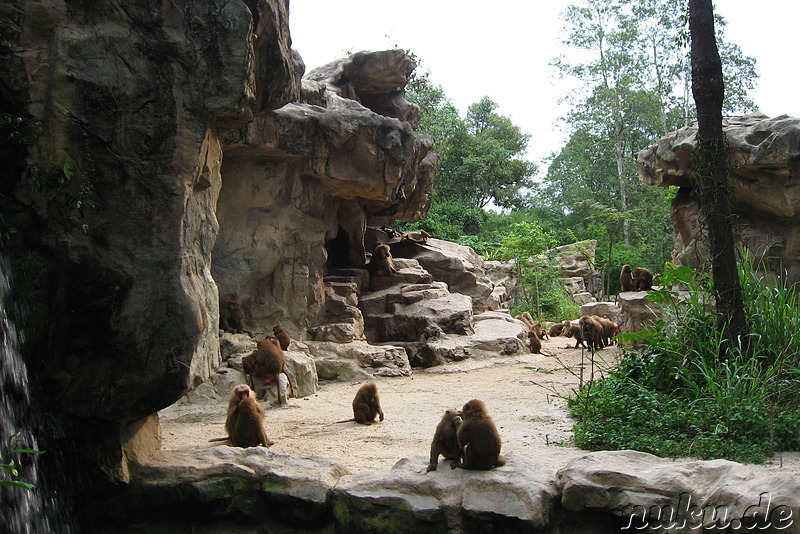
[515,310,620,353]
[619,264,654,292]
[214,247,647,471]
[215,380,505,472]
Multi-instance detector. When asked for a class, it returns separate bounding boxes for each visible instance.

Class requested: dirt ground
[158,335,800,477]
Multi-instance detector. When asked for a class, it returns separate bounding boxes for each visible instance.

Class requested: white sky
[289,1,800,169]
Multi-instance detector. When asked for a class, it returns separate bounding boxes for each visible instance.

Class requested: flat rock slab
[332,453,558,532]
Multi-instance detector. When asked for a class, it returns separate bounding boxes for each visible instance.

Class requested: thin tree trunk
[689,0,746,346]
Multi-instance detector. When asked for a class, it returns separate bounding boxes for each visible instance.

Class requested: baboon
[595,316,619,346]
[620,265,635,292]
[514,311,535,329]
[367,242,397,276]
[532,321,548,340]
[219,292,246,333]
[219,384,274,448]
[633,267,654,291]
[564,323,586,349]
[243,337,287,404]
[273,325,291,351]
[528,329,542,354]
[336,383,384,425]
[548,323,565,337]
[403,230,432,245]
[426,409,463,472]
[579,315,604,351]
[453,399,505,470]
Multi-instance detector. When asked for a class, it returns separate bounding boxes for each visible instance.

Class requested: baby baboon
[273,324,291,351]
[528,329,542,354]
[564,323,586,349]
[532,321,548,340]
[367,242,397,277]
[454,399,505,470]
[620,264,635,292]
[426,409,463,472]
[336,382,384,425]
[224,384,274,448]
[219,292,246,333]
[579,315,604,352]
[548,323,565,337]
[243,337,287,404]
[633,267,654,291]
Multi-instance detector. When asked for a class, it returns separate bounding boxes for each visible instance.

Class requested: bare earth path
[158,336,799,476]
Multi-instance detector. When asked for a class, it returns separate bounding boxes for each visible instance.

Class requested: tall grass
[568,256,800,462]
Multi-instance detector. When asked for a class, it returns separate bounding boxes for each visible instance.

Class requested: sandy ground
[158,336,800,477]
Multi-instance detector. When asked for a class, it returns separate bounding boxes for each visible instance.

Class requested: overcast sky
[289,1,799,168]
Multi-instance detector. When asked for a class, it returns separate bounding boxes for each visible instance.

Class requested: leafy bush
[569,258,800,463]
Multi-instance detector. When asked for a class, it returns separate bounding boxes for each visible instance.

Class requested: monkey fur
[219,292,246,333]
[243,337,287,404]
[336,382,384,424]
[214,384,274,448]
[453,399,505,470]
[426,409,463,472]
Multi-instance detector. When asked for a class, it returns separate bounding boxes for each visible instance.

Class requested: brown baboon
[595,316,619,346]
[532,321,548,340]
[336,383,384,425]
[548,323,565,337]
[273,325,291,351]
[243,337,287,404]
[633,267,654,291]
[453,399,505,470]
[514,312,535,329]
[426,409,463,472]
[564,323,587,349]
[367,243,397,276]
[620,265,635,292]
[218,384,274,448]
[528,329,542,354]
[219,292,246,333]
[579,315,604,351]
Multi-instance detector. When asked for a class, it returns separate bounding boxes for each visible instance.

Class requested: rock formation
[637,113,800,283]
[1,0,437,508]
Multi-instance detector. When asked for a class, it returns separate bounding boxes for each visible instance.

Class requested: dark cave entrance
[326,226,351,270]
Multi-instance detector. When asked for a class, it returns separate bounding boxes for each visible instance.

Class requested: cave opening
[326,226,351,270]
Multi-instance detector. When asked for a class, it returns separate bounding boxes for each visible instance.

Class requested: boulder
[616,291,661,345]
[332,454,559,533]
[378,292,474,342]
[637,113,800,284]
[559,450,800,531]
[118,447,349,527]
[399,238,495,311]
[306,341,411,378]
[414,313,529,367]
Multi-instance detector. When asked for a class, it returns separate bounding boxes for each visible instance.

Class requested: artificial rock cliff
[637,113,800,283]
[0,0,434,515]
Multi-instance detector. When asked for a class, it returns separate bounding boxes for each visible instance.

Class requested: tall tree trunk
[689,0,746,346]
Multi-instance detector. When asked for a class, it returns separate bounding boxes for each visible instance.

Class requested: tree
[688,0,746,343]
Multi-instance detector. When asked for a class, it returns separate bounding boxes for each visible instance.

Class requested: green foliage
[569,260,800,462]
[1,433,44,496]
[406,68,536,211]
[396,199,487,242]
